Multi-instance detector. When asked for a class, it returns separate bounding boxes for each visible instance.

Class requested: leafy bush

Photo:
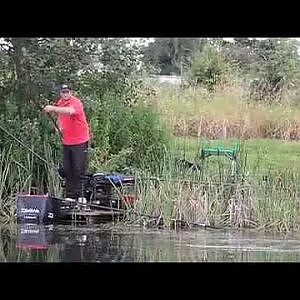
[89,97,169,173]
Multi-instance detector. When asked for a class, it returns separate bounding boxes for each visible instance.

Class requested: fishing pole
[30,93,63,139]
[89,203,220,229]
[0,122,57,170]
[18,79,63,138]
[0,83,63,168]
[59,197,157,218]
[61,198,219,229]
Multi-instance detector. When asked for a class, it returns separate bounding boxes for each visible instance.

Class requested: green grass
[171,136,300,174]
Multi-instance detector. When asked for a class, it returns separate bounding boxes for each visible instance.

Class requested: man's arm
[44,105,75,115]
[55,119,62,133]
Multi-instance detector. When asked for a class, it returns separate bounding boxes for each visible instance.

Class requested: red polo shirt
[55,96,90,146]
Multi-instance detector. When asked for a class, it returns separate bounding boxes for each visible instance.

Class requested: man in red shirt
[44,84,90,200]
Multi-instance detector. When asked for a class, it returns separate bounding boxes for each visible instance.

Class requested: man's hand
[44,105,56,113]
[44,105,75,115]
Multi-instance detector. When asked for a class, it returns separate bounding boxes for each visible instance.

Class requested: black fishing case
[17,194,60,224]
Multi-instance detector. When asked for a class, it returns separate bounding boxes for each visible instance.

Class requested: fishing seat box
[17,194,60,224]
[91,174,136,207]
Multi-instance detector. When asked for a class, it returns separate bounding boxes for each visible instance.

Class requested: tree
[189,43,229,91]
[219,38,261,73]
[248,38,300,101]
[200,38,300,101]
[141,38,207,75]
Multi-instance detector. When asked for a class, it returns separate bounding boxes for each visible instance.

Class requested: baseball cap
[60,84,71,91]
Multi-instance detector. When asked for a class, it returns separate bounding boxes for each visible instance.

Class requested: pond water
[1,224,300,262]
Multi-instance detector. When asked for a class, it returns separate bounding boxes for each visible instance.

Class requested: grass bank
[133,137,300,232]
[129,84,300,232]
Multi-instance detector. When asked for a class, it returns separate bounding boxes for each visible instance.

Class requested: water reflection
[16,224,56,250]
[58,228,135,262]
[0,224,300,262]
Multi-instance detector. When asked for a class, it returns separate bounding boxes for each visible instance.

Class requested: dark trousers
[63,141,88,199]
